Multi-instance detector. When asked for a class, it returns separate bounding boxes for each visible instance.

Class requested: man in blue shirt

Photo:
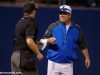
[41,5,91,75]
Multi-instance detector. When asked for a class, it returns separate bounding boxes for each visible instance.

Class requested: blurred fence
[0,0,100,7]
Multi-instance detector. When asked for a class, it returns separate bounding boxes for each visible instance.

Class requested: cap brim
[59,10,71,13]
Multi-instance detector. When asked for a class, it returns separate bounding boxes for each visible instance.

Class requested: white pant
[47,60,73,75]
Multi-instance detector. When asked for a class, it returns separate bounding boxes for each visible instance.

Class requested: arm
[39,24,57,50]
[42,22,58,44]
[40,37,56,50]
[26,38,43,61]
[25,20,43,61]
[77,26,90,68]
[82,48,90,68]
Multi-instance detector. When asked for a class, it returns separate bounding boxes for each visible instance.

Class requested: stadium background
[0,1,100,75]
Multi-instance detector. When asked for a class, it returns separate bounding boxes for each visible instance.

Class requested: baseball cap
[24,2,37,12]
[59,5,72,13]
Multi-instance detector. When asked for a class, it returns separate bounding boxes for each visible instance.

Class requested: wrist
[85,57,90,60]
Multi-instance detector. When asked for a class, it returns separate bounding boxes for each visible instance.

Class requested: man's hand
[85,58,91,68]
[47,37,56,44]
[37,53,44,61]
[82,49,91,68]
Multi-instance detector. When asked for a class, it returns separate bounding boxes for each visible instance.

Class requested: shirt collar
[66,22,71,30]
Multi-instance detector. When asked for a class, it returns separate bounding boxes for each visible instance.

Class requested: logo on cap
[59,5,72,13]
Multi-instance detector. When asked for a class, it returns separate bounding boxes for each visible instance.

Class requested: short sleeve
[25,20,37,39]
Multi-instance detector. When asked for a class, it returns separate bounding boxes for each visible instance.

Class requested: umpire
[11,2,44,75]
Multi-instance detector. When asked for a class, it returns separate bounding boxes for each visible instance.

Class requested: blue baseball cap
[59,5,72,13]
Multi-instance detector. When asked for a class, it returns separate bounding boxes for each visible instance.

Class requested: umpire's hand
[37,53,44,61]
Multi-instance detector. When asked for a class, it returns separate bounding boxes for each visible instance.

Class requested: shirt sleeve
[43,21,59,38]
[77,27,88,50]
[43,25,52,38]
[25,20,37,39]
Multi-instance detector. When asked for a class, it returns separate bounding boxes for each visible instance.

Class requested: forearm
[41,37,56,45]
[82,48,90,59]
[26,38,40,55]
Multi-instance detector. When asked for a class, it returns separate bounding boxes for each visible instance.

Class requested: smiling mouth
[61,17,64,19]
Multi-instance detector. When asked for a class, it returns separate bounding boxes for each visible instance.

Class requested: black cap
[24,2,37,12]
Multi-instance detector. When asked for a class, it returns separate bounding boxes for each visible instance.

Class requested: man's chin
[60,21,66,25]
[60,20,65,22]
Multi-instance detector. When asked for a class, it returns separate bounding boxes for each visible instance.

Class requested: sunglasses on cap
[59,11,71,15]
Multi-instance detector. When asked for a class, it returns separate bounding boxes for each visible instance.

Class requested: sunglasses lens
[59,12,67,15]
